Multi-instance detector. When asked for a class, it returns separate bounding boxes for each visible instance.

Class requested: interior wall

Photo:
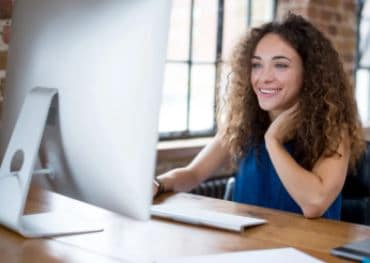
[0,0,359,177]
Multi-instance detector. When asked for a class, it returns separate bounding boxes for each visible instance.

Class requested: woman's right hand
[153,177,165,198]
[152,135,230,198]
[265,103,299,144]
[152,180,159,197]
[152,168,192,199]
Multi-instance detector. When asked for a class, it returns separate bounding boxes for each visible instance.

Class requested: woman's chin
[258,102,278,112]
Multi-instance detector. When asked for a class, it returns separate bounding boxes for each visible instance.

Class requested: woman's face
[250,33,303,119]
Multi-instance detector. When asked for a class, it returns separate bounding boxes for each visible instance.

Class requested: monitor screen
[0,0,170,235]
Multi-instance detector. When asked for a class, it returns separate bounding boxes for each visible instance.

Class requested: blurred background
[0,0,367,174]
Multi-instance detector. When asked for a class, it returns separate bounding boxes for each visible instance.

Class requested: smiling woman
[222,13,365,219]
[154,13,365,220]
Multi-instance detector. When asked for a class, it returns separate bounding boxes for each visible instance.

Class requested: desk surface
[1,186,370,262]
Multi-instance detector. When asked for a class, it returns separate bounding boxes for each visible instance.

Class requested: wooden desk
[1,186,370,262]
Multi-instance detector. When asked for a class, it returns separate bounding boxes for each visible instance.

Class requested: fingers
[283,103,299,116]
[152,181,159,197]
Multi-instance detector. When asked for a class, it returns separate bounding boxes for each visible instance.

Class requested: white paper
[151,204,266,232]
[155,247,324,263]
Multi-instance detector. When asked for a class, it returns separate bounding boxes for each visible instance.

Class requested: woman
[153,13,365,219]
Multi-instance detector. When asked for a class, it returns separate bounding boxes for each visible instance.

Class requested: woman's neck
[268,110,282,121]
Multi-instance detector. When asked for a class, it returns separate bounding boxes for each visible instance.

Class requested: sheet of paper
[155,247,324,263]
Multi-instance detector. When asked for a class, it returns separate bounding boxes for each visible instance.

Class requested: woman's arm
[154,133,231,195]
[265,107,350,218]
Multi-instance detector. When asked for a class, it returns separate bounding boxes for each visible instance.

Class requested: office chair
[190,176,230,199]
[341,141,370,225]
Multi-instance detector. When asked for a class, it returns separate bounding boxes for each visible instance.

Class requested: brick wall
[0,0,12,107]
[277,0,358,83]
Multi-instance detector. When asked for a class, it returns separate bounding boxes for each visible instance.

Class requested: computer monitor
[0,0,171,237]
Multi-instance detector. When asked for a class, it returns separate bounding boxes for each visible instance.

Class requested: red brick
[343,0,356,12]
[311,0,340,9]
[340,26,355,38]
[0,0,12,19]
[334,13,342,23]
[307,6,320,19]
[327,24,338,36]
[336,39,356,52]
[1,22,10,44]
[321,10,334,21]
[341,53,355,63]
[0,51,7,70]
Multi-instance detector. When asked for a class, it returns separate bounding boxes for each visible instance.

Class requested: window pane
[189,64,215,131]
[216,63,231,126]
[356,69,370,125]
[222,0,248,61]
[219,62,231,102]
[166,0,191,61]
[251,0,274,27]
[159,64,188,132]
[160,0,276,138]
[192,0,217,62]
[359,17,370,67]
[363,0,370,17]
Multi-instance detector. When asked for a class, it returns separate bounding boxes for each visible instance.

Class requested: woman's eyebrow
[272,55,291,61]
[251,55,292,62]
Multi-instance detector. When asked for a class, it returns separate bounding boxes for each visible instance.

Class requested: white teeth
[259,88,280,94]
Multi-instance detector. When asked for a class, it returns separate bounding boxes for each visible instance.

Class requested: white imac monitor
[0,0,170,237]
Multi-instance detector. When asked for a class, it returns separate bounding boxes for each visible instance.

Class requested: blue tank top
[233,141,342,219]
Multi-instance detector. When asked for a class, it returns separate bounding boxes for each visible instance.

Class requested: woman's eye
[251,63,262,69]
[275,63,288,68]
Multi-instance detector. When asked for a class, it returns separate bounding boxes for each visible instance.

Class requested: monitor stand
[0,87,103,237]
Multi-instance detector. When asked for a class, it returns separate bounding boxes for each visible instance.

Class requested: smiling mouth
[258,88,282,95]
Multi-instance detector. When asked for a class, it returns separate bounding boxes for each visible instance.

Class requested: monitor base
[0,87,104,237]
[20,212,103,238]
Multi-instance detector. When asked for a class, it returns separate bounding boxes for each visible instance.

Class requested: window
[159,0,275,140]
[357,0,370,125]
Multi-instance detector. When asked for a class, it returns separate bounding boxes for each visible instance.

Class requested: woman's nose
[259,66,275,83]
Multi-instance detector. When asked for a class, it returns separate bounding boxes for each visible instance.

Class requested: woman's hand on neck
[265,103,299,144]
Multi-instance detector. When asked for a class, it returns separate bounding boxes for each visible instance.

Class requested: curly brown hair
[219,13,364,171]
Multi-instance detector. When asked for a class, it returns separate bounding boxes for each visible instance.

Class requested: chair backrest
[223,177,235,200]
[341,141,370,225]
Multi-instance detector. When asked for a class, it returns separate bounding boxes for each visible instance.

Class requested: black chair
[341,141,370,225]
[190,176,230,199]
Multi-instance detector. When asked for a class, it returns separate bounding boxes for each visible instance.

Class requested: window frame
[356,0,370,125]
[160,0,277,141]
